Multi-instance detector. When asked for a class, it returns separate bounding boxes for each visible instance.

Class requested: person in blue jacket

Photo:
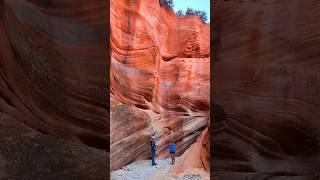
[169,140,176,164]
[151,135,157,166]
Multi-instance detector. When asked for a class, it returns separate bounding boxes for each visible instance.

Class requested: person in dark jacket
[151,135,157,166]
[169,140,176,164]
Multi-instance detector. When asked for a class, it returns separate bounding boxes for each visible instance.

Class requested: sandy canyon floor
[111,158,209,180]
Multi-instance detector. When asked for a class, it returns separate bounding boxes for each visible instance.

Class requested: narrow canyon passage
[110,0,210,177]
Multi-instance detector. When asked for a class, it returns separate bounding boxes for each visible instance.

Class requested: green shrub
[159,0,174,9]
[180,7,208,23]
[176,10,184,16]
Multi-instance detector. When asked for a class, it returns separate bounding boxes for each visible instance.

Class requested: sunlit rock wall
[110,0,210,171]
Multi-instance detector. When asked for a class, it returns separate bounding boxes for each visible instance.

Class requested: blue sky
[173,0,210,22]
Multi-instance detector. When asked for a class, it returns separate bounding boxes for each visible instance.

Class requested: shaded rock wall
[0,113,107,179]
[0,0,108,149]
[213,0,320,179]
[0,0,108,178]
[110,0,210,171]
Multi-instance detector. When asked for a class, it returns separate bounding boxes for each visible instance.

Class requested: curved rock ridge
[213,0,320,179]
[168,126,210,176]
[0,113,107,179]
[110,0,210,171]
[0,0,108,149]
[110,0,210,113]
[0,0,108,178]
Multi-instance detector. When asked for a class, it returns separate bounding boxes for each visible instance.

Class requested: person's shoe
[152,163,157,166]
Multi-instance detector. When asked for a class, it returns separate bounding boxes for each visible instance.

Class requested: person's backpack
[169,143,176,153]
[151,141,156,150]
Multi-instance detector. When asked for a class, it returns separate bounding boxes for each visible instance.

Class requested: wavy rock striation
[110,0,210,171]
[213,0,320,179]
[0,0,108,178]
[0,113,107,179]
[168,126,210,176]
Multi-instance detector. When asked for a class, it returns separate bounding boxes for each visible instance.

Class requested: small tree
[159,0,174,9]
[195,10,208,23]
[185,7,195,16]
[184,8,208,23]
[176,10,184,16]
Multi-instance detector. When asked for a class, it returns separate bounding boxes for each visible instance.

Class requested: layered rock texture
[213,0,320,179]
[110,0,210,172]
[0,113,107,179]
[169,127,210,176]
[0,0,108,178]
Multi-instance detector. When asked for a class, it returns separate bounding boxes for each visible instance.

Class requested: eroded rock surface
[110,0,210,171]
[0,112,107,179]
[0,0,108,178]
[213,0,320,179]
[168,127,210,177]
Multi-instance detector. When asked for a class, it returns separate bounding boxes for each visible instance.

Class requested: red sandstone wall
[110,0,210,171]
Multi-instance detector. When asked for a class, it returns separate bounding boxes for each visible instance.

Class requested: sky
[173,0,210,23]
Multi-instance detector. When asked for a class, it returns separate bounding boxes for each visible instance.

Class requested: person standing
[169,140,176,164]
[151,135,157,166]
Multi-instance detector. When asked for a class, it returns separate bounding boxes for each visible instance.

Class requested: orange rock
[168,126,210,175]
[110,0,210,171]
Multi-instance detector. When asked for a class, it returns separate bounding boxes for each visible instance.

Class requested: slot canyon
[110,0,210,178]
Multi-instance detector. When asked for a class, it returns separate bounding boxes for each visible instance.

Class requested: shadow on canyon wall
[0,0,109,179]
[212,0,320,179]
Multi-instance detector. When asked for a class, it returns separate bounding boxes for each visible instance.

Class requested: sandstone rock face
[0,0,108,149]
[213,0,320,179]
[0,113,107,179]
[0,0,108,178]
[110,0,210,171]
[168,127,210,176]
